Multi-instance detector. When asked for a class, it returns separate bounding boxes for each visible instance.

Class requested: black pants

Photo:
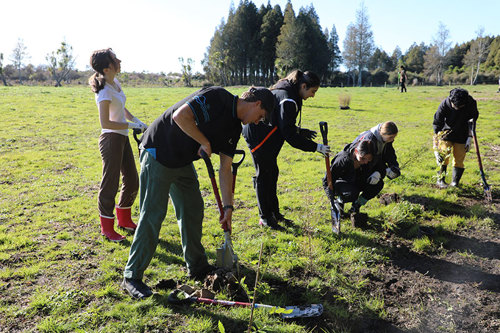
[251,149,280,219]
[400,81,407,92]
[334,179,384,203]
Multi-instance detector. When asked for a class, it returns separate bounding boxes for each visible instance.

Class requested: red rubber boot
[100,216,126,242]
[116,206,137,231]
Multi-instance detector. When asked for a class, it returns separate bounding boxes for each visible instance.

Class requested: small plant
[383,200,424,236]
[412,236,434,253]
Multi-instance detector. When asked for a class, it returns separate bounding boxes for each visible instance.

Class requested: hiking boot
[188,264,216,281]
[273,212,293,226]
[259,217,285,231]
[121,278,153,299]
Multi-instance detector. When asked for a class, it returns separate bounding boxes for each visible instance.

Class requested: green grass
[0,84,498,332]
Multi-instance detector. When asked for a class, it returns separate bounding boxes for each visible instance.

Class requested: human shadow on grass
[441,232,500,261]
[402,194,470,217]
[391,244,500,293]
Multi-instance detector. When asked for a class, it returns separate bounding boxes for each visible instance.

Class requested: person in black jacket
[242,70,330,230]
[325,122,400,219]
[324,140,380,223]
[433,88,479,187]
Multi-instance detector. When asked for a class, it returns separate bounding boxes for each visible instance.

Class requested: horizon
[1,0,499,74]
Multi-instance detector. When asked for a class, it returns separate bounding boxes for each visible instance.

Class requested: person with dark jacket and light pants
[433,88,479,188]
[242,70,330,230]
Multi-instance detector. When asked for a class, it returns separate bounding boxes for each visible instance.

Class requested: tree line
[1,1,499,87]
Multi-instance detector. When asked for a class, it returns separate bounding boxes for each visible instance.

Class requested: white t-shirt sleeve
[96,87,112,104]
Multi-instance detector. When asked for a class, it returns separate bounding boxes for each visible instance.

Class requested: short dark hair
[241,86,275,122]
[449,88,469,107]
[355,140,375,157]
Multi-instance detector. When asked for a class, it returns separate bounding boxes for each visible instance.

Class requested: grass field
[0,84,498,332]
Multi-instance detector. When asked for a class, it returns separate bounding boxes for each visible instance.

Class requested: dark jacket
[433,95,479,144]
[329,143,379,185]
[242,80,317,154]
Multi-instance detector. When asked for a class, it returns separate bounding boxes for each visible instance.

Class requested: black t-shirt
[140,86,241,168]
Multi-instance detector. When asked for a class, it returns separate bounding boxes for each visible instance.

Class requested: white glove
[386,166,400,180]
[128,122,142,130]
[132,117,148,131]
[464,137,471,153]
[434,151,443,166]
[316,144,331,155]
[367,171,381,185]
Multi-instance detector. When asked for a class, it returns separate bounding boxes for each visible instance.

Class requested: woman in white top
[89,48,147,242]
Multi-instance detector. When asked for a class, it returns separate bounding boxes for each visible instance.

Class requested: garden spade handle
[231,149,245,194]
[200,151,226,230]
[319,122,333,190]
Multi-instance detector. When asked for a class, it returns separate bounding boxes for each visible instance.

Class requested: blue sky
[1,0,499,73]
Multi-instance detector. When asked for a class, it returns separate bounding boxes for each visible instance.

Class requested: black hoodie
[433,95,479,144]
[242,80,317,154]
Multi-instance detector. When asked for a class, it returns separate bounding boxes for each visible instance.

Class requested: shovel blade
[216,231,238,270]
[280,304,323,319]
[330,207,340,234]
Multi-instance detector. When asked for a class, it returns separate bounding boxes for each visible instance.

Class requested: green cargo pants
[123,150,209,280]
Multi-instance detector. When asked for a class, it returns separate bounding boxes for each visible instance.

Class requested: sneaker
[121,278,153,299]
[259,217,285,231]
[188,264,216,281]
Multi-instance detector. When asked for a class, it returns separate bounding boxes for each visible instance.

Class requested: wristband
[223,205,234,211]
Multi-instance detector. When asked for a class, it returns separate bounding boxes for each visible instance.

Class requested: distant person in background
[242,70,330,230]
[433,88,479,188]
[399,66,408,92]
[89,48,147,242]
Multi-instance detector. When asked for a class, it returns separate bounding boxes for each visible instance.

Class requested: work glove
[299,128,317,140]
[385,166,401,180]
[434,151,443,166]
[132,117,148,132]
[464,137,472,153]
[128,122,143,131]
[367,171,381,185]
[316,143,331,155]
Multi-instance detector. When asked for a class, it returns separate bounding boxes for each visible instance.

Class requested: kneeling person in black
[324,140,384,224]
[121,86,274,299]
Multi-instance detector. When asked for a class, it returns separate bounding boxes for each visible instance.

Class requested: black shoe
[348,203,360,214]
[121,278,153,299]
[259,217,285,231]
[188,264,216,281]
[273,212,293,226]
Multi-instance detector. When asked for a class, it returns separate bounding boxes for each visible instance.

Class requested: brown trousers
[98,132,139,217]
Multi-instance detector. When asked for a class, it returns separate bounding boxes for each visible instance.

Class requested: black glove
[299,128,317,140]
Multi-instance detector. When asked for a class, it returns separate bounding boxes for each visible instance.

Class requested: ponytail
[88,72,106,93]
[272,69,320,90]
[88,48,115,94]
